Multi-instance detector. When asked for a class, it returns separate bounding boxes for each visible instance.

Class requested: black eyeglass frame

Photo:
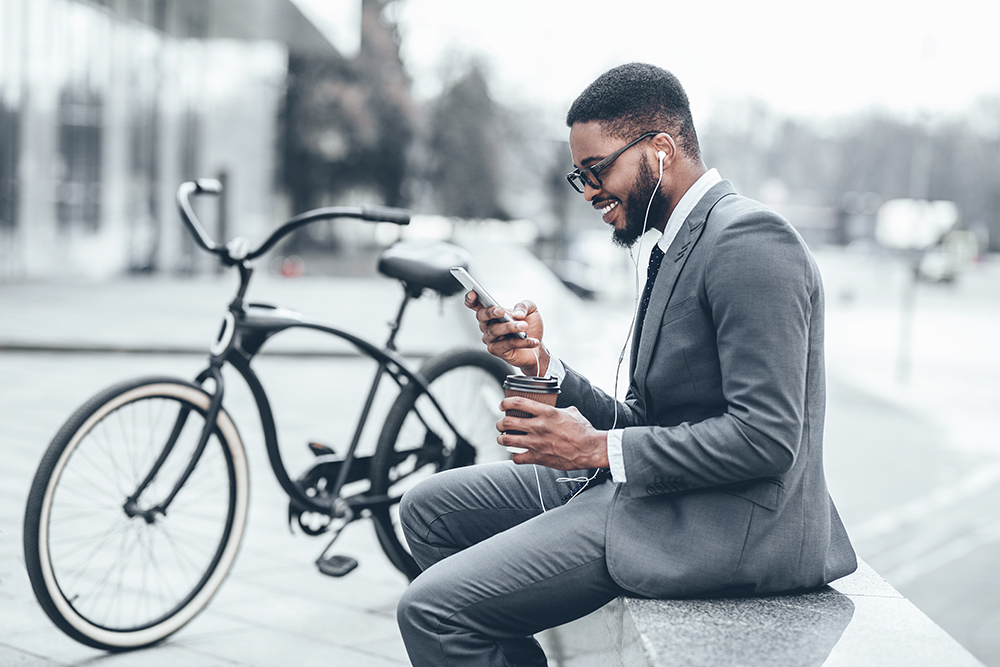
[565,131,666,194]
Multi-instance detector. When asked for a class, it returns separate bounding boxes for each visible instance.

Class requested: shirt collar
[657,168,722,252]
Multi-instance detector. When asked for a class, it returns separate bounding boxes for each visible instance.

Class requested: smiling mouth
[599,200,619,215]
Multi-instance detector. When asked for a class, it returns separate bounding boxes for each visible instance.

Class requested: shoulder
[710,193,792,236]
[699,193,819,291]
[703,193,809,255]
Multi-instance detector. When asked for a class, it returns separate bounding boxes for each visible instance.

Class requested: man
[396,62,856,667]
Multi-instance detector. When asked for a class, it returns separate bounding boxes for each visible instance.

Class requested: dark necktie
[560,244,667,503]
[635,243,666,339]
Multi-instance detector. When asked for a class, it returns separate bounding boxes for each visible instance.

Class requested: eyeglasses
[565,131,663,194]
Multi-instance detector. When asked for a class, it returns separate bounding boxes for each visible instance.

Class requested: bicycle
[22,178,512,651]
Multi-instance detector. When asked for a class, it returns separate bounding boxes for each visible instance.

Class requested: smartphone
[450,267,528,340]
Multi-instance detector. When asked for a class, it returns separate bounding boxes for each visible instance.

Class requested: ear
[651,132,677,167]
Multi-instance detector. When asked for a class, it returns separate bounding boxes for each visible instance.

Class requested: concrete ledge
[546,560,984,667]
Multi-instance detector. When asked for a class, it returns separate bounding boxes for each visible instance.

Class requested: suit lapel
[630,181,736,380]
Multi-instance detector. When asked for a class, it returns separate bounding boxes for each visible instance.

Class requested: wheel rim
[38,384,248,647]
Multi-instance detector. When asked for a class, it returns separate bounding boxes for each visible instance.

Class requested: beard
[611,157,670,249]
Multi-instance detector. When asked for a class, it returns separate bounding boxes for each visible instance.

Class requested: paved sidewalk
[3,242,1000,665]
[0,240,578,666]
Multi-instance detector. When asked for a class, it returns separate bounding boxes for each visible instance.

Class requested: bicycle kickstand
[315,499,358,578]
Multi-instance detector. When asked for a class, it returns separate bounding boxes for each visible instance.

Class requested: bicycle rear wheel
[23,377,249,650]
[370,349,509,579]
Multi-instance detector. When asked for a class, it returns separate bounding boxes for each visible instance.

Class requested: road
[818,249,1000,664]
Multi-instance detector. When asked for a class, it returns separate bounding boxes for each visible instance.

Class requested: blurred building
[0,0,346,280]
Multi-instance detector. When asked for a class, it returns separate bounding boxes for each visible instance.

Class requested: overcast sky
[300,0,1000,132]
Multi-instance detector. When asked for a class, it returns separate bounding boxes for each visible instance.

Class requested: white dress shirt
[546,168,722,482]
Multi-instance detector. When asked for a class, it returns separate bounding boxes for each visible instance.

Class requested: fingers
[509,449,534,465]
[495,399,555,439]
[496,429,534,465]
[464,293,543,374]
[463,290,484,311]
[475,303,503,330]
[498,396,553,416]
[479,306,530,342]
[495,405,552,466]
[509,300,537,320]
[484,335,539,372]
[496,432,542,467]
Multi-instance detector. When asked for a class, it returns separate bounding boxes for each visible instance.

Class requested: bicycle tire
[23,377,249,651]
[370,349,510,580]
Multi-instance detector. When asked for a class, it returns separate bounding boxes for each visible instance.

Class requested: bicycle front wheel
[22,377,249,650]
[370,349,510,579]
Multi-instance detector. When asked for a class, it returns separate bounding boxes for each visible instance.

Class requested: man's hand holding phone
[451,267,548,377]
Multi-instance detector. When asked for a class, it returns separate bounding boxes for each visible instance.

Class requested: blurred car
[916,246,959,283]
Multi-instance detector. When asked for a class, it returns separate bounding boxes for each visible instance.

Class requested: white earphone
[543,143,672,512]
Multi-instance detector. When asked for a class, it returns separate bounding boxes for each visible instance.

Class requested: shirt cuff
[536,353,623,482]
[542,350,563,381]
[606,429,626,483]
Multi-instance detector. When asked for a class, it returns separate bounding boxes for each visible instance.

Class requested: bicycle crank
[288,449,372,535]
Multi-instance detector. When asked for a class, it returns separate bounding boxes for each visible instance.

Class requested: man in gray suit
[397,62,857,666]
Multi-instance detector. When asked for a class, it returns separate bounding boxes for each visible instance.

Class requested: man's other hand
[496,398,609,470]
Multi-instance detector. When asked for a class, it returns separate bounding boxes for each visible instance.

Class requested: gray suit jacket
[558,180,857,598]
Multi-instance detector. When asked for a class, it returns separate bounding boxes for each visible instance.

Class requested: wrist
[523,347,550,378]
[592,431,610,468]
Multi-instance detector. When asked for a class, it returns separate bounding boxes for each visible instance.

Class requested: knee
[399,468,454,539]
[398,476,432,539]
[397,572,438,639]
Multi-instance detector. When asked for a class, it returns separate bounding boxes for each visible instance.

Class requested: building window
[56,85,103,231]
[0,102,17,230]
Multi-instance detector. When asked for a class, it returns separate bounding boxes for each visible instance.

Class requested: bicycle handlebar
[175,179,411,264]
[359,205,411,226]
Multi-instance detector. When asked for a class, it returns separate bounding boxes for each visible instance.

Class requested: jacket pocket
[660,295,699,327]
[722,478,783,511]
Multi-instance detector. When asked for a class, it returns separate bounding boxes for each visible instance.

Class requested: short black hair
[566,63,700,160]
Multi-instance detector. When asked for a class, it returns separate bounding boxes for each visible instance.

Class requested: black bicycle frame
[129,283,467,522]
[219,300,428,516]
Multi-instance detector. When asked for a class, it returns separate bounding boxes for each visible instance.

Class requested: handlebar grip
[195,178,223,195]
[361,206,411,225]
[176,180,223,254]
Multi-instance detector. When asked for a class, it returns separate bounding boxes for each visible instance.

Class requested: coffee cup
[502,375,560,453]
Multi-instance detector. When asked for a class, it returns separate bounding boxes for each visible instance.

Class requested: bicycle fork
[122,365,227,523]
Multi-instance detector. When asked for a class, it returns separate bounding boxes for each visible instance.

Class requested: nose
[583,181,601,202]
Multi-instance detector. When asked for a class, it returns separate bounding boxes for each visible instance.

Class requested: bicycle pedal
[316,554,358,578]
[308,442,335,457]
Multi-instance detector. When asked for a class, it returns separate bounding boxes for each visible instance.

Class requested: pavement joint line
[851,460,1000,541]
[0,639,55,665]
[884,519,1000,588]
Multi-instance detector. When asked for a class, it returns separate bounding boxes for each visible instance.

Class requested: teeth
[601,201,618,214]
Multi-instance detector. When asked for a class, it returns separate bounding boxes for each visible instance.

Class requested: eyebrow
[579,154,605,168]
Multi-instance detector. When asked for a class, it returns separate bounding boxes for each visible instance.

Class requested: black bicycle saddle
[377,240,472,296]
